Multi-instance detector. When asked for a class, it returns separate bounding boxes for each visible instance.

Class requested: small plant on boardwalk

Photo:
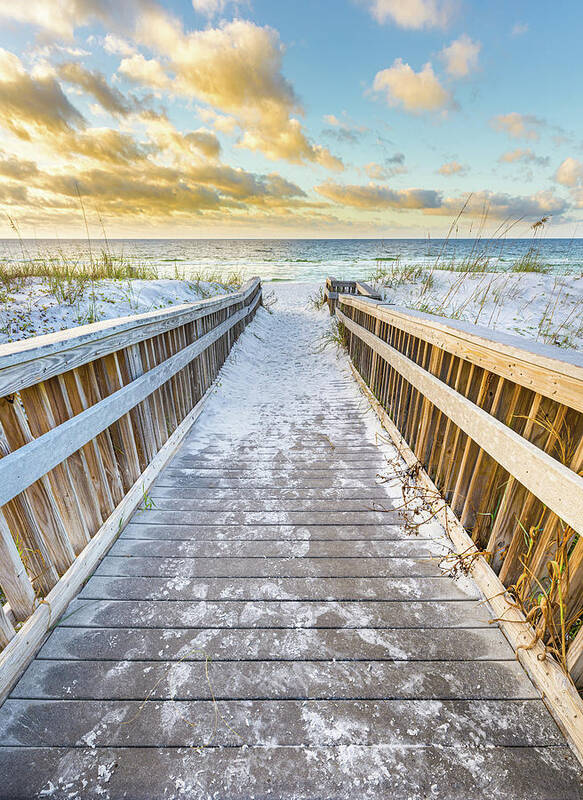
[139,487,157,511]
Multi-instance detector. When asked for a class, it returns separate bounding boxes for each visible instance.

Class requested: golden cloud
[438,160,467,176]
[491,112,545,141]
[122,15,343,168]
[316,181,442,210]
[0,4,342,169]
[58,61,133,115]
[373,59,453,113]
[316,181,568,220]
[0,49,85,139]
[554,157,583,188]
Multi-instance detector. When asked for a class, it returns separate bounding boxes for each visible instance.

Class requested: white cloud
[438,160,467,176]
[511,22,528,36]
[364,160,407,179]
[191,0,240,16]
[103,34,137,57]
[554,157,583,188]
[362,0,453,29]
[440,34,480,78]
[498,148,549,167]
[373,58,452,113]
[118,53,171,90]
[0,0,134,39]
[491,112,545,140]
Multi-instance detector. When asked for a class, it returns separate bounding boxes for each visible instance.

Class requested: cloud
[103,34,137,57]
[0,4,343,170]
[0,0,129,40]
[191,0,240,17]
[322,114,367,144]
[440,34,480,77]
[554,157,583,188]
[0,48,85,139]
[361,0,454,29]
[491,112,545,140]
[315,181,569,220]
[143,113,222,159]
[118,53,171,90]
[122,16,343,168]
[424,189,569,219]
[373,59,453,113]
[438,160,467,176]
[498,148,549,167]
[364,154,407,179]
[0,152,40,179]
[58,61,133,115]
[316,181,442,210]
[511,22,528,36]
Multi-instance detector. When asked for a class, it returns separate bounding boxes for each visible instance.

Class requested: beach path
[0,283,581,799]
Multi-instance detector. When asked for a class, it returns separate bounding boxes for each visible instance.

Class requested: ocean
[1,238,582,282]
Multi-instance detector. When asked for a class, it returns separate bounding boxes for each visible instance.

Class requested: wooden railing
[0,277,261,695]
[334,290,583,689]
[324,277,381,314]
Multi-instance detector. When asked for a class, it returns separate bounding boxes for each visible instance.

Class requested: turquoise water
[1,238,582,282]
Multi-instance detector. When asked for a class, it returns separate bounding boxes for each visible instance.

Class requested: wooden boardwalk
[0,285,582,798]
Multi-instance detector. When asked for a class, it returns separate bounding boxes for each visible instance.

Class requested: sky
[0,0,582,239]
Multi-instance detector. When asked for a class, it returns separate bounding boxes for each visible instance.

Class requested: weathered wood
[38,626,513,662]
[0,510,35,621]
[0,278,261,395]
[339,293,583,412]
[337,307,583,538]
[13,658,537,701]
[0,305,252,509]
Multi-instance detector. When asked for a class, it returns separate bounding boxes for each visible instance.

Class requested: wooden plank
[107,538,441,558]
[0,510,36,621]
[119,522,420,540]
[0,278,260,395]
[79,576,466,602]
[37,626,514,663]
[0,306,250,509]
[123,510,401,526]
[140,498,396,512]
[338,307,583,538]
[12,658,537,700]
[339,294,583,412]
[355,281,382,299]
[92,555,441,579]
[54,598,494,629]
[1,744,580,800]
[5,698,565,748]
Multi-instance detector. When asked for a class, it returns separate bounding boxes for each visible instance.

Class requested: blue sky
[0,0,581,237]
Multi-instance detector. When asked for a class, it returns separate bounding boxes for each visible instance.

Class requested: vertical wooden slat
[20,383,91,553]
[0,603,15,647]
[0,509,36,621]
[0,399,75,574]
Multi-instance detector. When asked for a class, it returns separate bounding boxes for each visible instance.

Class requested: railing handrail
[337,291,583,413]
[0,277,260,396]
